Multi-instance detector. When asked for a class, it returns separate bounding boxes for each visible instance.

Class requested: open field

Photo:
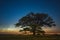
[0,34,60,40]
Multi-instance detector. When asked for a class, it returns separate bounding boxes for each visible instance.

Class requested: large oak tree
[15,12,56,35]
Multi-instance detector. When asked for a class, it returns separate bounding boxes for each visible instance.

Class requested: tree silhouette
[15,12,56,35]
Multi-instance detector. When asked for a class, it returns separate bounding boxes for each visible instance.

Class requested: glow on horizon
[0,25,60,34]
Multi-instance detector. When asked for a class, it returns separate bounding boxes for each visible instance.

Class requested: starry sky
[0,0,60,34]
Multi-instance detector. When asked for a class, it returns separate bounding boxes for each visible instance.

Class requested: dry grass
[0,34,60,40]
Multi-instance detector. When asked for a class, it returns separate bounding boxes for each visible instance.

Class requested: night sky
[0,0,60,33]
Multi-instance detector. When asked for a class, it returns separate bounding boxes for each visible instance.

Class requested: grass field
[0,34,60,40]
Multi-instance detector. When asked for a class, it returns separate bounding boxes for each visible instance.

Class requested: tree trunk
[32,26,36,35]
[33,30,35,35]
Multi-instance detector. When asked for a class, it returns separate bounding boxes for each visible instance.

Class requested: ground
[0,34,60,40]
